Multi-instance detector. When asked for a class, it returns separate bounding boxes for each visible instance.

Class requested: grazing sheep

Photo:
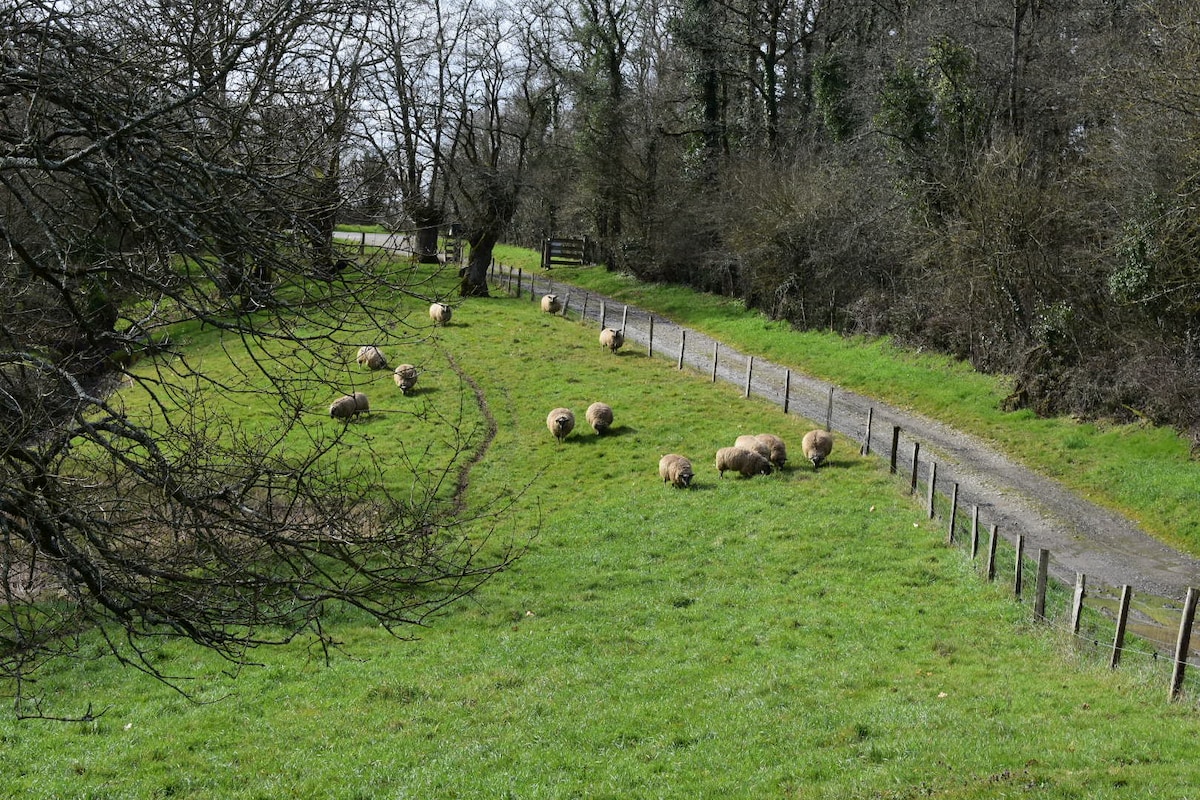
[541,294,562,314]
[754,433,788,469]
[715,446,772,478]
[734,434,771,461]
[658,454,694,488]
[393,364,418,395]
[599,327,624,353]
[329,393,367,421]
[356,345,387,370]
[546,407,575,443]
[429,302,453,326]
[802,429,834,469]
[586,402,614,435]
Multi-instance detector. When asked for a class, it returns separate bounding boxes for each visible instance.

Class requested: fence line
[491,260,1200,702]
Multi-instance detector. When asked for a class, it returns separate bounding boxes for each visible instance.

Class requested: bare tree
[0,0,521,719]
[443,3,554,296]
[367,0,471,262]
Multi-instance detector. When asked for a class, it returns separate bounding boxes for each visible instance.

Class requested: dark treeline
[351,0,1200,441]
[7,0,1198,438]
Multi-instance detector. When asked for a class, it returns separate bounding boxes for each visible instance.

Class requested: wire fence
[491,259,1200,703]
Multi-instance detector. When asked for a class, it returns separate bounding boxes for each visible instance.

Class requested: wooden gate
[541,237,587,269]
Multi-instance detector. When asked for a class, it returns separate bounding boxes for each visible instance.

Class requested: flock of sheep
[542,294,836,488]
[329,295,837,489]
[666,428,834,489]
[327,303,450,420]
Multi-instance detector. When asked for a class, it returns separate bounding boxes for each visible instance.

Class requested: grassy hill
[2,249,1198,799]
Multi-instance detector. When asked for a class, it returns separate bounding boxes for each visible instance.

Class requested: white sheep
[541,294,562,314]
[546,407,575,443]
[658,454,694,488]
[586,402,614,435]
[393,364,418,395]
[754,433,788,469]
[599,327,624,353]
[801,429,834,470]
[356,345,387,370]
[329,393,367,421]
[715,446,772,478]
[429,302,453,326]
[734,434,771,461]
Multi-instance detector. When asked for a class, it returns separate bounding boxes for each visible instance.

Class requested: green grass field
[3,247,1200,799]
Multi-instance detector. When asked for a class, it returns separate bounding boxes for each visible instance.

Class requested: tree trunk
[460,232,495,297]
[415,224,441,263]
[408,202,444,264]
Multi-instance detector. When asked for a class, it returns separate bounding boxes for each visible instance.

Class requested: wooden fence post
[1034,549,1050,620]
[783,370,791,415]
[909,442,920,494]
[621,305,628,332]
[1014,535,1025,599]
[889,426,901,474]
[947,482,959,545]
[599,301,606,329]
[862,407,873,456]
[825,387,834,430]
[926,462,937,518]
[1170,587,1199,700]
[1071,572,1087,634]
[744,356,754,398]
[986,524,999,581]
[711,342,719,383]
[648,315,654,355]
[678,329,686,370]
[580,293,589,322]
[1111,585,1132,670]
[516,268,522,297]
[970,506,980,559]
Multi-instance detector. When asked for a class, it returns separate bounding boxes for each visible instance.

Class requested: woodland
[347,0,1200,440]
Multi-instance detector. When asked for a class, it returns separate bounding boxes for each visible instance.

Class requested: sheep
[393,364,418,395]
[754,433,788,469]
[599,327,624,353]
[541,294,562,314]
[586,402,614,435]
[356,345,387,370]
[801,429,834,469]
[429,302,453,326]
[658,454,694,488]
[734,434,771,461]
[329,393,368,421]
[715,446,772,478]
[546,407,575,443]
